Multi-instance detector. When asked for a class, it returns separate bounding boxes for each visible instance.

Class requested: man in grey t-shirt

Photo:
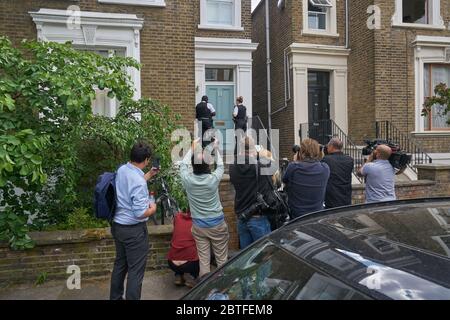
[358,144,396,203]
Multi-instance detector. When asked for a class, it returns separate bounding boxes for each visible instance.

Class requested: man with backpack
[110,142,159,300]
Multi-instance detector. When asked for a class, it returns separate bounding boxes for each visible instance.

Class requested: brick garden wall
[0,225,172,287]
[352,180,438,205]
[0,177,238,287]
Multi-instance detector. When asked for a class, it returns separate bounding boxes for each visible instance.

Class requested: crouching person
[167,211,200,288]
[110,142,158,300]
[179,139,229,278]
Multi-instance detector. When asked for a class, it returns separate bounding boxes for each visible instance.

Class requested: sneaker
[174,274,185,286]
[184,274,198,288]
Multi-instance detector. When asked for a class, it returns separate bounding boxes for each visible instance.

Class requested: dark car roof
[268,198,450,299]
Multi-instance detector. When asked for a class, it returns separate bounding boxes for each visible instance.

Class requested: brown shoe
[184,274,198,288]
[174,274,185,286]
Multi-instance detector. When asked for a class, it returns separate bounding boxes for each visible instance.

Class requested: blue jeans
[238,216,271,250]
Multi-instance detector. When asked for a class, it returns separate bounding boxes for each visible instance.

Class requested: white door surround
[289,43,350,145]
[29,9,144,102]
[195,37,258,116]
[413,35,450,134]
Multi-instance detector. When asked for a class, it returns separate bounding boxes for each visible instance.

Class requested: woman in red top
[167,211,199,287]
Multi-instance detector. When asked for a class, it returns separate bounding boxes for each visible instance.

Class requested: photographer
[358,144,396,203]
[322,138,354,209]
[179,139,229,278]
[283,139,330,218]
[230,137,272,249]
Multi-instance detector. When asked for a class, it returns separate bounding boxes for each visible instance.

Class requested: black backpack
[256,162,290,231]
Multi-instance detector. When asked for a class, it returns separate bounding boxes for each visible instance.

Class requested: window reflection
[187,241,368,300]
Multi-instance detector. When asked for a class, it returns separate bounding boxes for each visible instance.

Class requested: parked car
[183,198,450,300]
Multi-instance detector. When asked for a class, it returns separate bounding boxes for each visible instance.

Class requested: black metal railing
[248,115,277,160]
[376,121,432,174]
[299,119,365,183]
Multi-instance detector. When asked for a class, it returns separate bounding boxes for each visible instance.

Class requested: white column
[195,63,205,103]
[293,66,308,145]
[332,69,348,134]
[237,64,252,115]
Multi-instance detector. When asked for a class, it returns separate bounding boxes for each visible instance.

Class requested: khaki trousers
[191,220,229,277]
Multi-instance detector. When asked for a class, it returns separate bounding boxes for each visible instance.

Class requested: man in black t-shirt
[230,138,272,249]
[322,138,354,209]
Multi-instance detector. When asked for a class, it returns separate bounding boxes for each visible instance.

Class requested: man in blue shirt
[110,142,158,300]
[359,144,396,203]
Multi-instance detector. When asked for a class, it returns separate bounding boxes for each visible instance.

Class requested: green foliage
[35,272,48,286]
[45,207,108,231]
[0,36,187,249]
[0,208,34,250]
[422,82,450,121]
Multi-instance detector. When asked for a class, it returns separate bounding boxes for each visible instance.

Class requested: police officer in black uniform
[233,96,247,132]
[196,95,215,148]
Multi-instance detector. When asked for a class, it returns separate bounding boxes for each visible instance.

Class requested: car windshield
[184,240,369,300]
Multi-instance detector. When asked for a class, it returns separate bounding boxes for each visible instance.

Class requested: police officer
[233,96,247,132]
[196,95,215,148]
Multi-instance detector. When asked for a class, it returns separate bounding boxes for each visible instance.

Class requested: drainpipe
[265,0,272,140]
[345,0,349,48]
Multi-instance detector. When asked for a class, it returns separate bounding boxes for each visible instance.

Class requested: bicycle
[149,175,180,225]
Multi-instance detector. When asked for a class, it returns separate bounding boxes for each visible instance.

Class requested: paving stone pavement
[0,270,190,300]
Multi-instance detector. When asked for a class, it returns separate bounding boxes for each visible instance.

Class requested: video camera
[238,192,270,222]
[362,139,412,171]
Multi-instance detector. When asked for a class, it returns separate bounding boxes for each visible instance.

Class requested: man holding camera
[358,144,396,204]
[179,138,229,278]
[110,142,158,300]
[230,137,272,249]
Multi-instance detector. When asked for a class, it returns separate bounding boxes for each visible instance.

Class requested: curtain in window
[207,0,234,25]
[431,65,450,129]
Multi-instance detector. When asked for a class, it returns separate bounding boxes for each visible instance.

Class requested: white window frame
[302,0,338,38]
[413,36,450,134]
[199,0,243,32]
[98,0,165,6]
[392,0,445,30]
[30,9,144,117]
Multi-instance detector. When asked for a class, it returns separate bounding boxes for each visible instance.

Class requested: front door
[308,71,331,145]
[206,85,234,151]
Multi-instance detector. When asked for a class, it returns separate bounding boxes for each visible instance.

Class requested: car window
[184,240,369,300]
[320,202,450,258]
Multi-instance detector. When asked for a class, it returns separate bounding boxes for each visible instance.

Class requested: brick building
[0,0,258,133]
[252,0,450,159]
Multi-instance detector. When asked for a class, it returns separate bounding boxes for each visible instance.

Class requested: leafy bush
[0,37,187,249]
[45,207,108,231]
[423,83,450,122]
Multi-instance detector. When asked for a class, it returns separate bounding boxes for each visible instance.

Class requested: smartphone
[152,158,161,171]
